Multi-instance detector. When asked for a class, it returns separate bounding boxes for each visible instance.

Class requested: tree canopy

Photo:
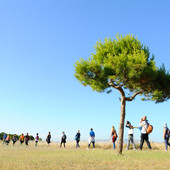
[75,34,170,102]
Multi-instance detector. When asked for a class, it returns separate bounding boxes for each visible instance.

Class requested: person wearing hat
[163,123,170,151]
[126,121,136,150]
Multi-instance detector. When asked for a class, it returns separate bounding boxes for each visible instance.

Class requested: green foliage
[74,34,170,102]
[0,132,5,140]
[29,135,35,140]
[151,65,170,102]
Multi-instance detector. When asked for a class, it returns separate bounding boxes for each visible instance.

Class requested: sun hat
[164,123,167,128]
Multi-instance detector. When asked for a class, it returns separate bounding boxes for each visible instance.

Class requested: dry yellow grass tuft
[0,141,169,170]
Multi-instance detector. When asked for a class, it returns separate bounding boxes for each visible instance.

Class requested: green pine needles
[74,34,170,102]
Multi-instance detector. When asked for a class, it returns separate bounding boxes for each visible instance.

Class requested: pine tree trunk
[117,96,126,154]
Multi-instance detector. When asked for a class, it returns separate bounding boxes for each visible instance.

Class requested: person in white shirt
[139,116,152,150]
[87,128,95,149]
[126,121,136,150]
[35,133,39,147]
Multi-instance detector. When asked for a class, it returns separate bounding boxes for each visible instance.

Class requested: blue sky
[0,0,169,142]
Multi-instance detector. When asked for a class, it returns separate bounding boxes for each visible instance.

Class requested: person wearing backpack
[139,116,152,150]
[110,126,117,149]
[35,133,39,147]
[163,123,170,151]
[75,130,81,148]
[25,133,29,145]
[12,134,18,145]
[126,121,136,150]
[46,132,51,146]
[60,132,67,148]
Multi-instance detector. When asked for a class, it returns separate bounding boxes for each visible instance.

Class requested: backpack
[112,133,118,142]
[166,128,170,137]
[63,134,67,140]
[75,136,77,140]
[147,124,153,134]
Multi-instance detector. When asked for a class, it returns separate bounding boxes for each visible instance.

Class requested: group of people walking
[46,129,95,149]
[110,115,170,151]
[2,116,170,151]
[111,116,153,150]
[3,133,39,146]
[2,129,95,149]
[125,116,152,150]
[45,131,68,148]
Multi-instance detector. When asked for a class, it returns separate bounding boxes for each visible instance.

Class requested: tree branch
[108,82,120,89]
[108,81,125,97]
[108,80,124,89]
[126,91,143,101]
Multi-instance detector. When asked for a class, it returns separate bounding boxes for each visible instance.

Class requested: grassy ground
[0,141,170,170]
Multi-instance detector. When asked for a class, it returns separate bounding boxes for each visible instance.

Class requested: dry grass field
[0,141,170,170]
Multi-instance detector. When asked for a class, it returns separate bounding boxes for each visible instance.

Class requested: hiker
[60,132,67,148]
[25,133,29,145]
[110,126,117,149]
[5,134,10,145]
[75,130,81,148]
[12,134,18,145]
[3,133,7,145]
[125,121,136,150]
[35,133,39,147]
[20,133,25,144]
[139,116,152,150]
[163,123,170,151]
[87,128,95,149]
[46,132,51,145]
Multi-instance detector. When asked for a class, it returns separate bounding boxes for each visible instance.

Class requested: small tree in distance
[74,34,170,154]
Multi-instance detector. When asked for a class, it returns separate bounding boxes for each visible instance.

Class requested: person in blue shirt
[3,133,7,145]
[87,128,95,149]
[75,130,81,148]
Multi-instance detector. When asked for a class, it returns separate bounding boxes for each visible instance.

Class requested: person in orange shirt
[20,133,25,145]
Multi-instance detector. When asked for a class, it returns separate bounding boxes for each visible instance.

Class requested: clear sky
[0,0,169,142]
